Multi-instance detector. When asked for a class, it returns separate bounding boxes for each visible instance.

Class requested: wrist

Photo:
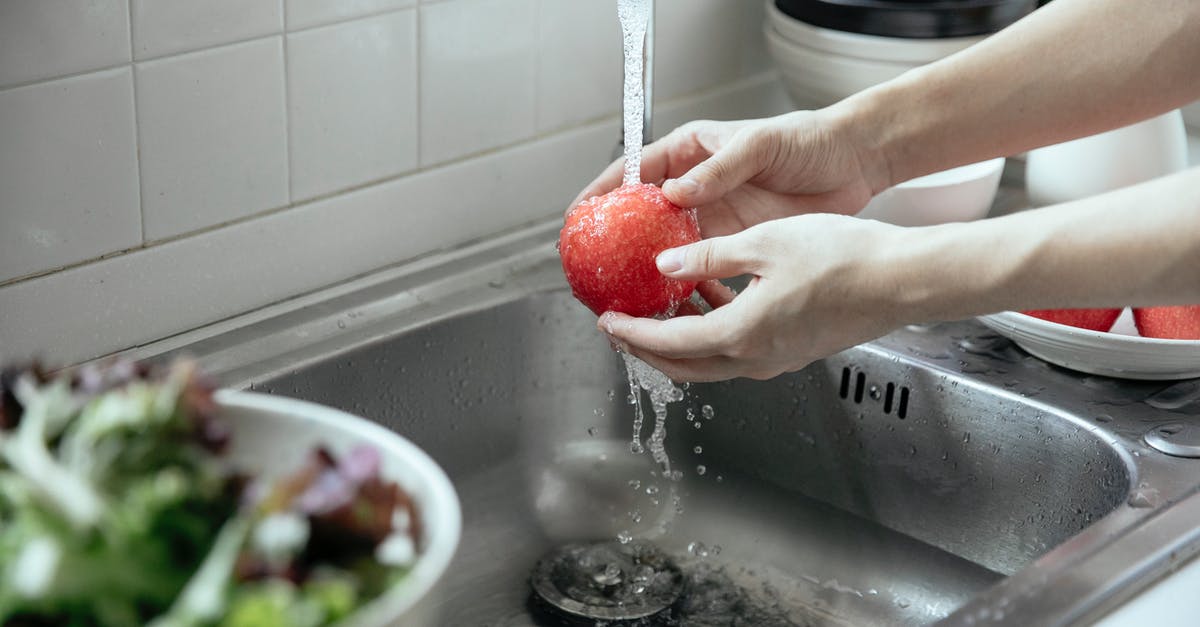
[825,84,904,195]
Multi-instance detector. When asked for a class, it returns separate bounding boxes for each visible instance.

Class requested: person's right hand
[570,110,887,238]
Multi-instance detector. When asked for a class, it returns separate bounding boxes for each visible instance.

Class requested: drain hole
[839,367,850,399]
[884,382,895,414]
[531,540,683,622]
[853,372,866,404]
[898,387,910,419]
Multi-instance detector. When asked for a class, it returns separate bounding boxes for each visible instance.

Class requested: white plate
[978,311,1200,380]
[216,390,462,626]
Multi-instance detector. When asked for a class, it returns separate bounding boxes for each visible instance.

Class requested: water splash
[623,353,684,477]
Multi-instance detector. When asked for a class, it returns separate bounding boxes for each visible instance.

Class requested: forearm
[885,167,1200,322]
[832,0,1200,190]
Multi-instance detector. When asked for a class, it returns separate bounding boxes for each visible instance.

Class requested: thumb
[655,233,765,281]
[662,130,765,207]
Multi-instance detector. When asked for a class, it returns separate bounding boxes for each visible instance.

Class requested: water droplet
[594,407,606,417]
[617,531,633,545]
[896,597,912,609]
[336,320,346,329]
[587,427,598,437]
[1095,414,1113,423]
[693,422,702,429]
[693,445,703,454]
[716,475,724,483]
[963,432,971,444]
[696,465,707,475]
[687,541,710,558]
[645,485,659,495]
[701,405,715,420]
[869,385,881,400]
[630,510,643,523]
[628,479,641,490]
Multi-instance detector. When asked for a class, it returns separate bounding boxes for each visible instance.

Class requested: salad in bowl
[0,360,459,626]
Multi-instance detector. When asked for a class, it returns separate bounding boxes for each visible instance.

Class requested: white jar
[1025,110,1188,207]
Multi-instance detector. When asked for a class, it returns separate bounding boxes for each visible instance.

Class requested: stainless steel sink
[137,220,1200,626]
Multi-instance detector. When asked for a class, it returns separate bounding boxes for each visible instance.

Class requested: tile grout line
[280,0,294,205]
[415,4,424,171]
[532,0,542,134]
[127,0,146,244]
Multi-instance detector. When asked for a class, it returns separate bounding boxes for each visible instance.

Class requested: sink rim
[121,217,1200,627]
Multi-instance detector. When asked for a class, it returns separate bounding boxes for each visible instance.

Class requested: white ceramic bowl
[856,158,1005,226]
[765,25,911,108]
[766,1,983,64]
[216,390,461,626]
[978,311,1200,380]
[1025,110,1189,207]
[765,1,982,108]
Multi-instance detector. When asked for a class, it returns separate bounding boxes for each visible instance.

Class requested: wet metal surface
[140,219,1200,626]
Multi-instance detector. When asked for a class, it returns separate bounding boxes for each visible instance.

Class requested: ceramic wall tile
[0,69,140,282]
[535,0,622,133]
[287,10,419,201]
[286,0,415,31]
[131,0,282,60]
[136,38,289,240]
[0,0,131,88]
[418,0,537,166]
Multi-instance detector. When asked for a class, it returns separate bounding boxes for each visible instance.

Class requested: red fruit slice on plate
[1022,308,1122,332]
[559,183,701,317]
[1132,305,1200,340]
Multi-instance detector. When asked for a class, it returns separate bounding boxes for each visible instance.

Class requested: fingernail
[598,312,617,334]
[656,248,684,273]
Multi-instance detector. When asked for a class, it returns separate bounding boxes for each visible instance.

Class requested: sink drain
[530,540,683,623]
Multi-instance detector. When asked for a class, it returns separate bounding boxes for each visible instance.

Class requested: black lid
[775,0,1037,39]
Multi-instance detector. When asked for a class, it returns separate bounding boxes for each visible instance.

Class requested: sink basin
[137,221,1200,626]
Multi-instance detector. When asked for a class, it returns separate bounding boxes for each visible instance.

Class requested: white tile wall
[536,0,622,133]
[0,69,140,282]
[0,0,131,88]
[655,0,746,100]
[287,0,415,31]
[419,0,538,166]
[0,0,784,364]
[287,11,419,201]
[0,74,789,366]
[131,0,283,60]
[136,38,289,240]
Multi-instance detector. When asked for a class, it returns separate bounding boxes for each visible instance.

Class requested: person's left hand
[598,213,911,382]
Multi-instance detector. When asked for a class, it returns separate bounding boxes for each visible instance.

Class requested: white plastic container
[1025,110,1188,207]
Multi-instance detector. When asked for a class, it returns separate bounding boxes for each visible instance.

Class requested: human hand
[571,110,886,238]
[598,214,910,382]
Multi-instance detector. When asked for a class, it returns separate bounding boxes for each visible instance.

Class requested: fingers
[696,280,737,309]
[618,348,737,383]
[655,232,765,282]
[568,120,742,214]
[598,312,731,360]
[662,126,767,209]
